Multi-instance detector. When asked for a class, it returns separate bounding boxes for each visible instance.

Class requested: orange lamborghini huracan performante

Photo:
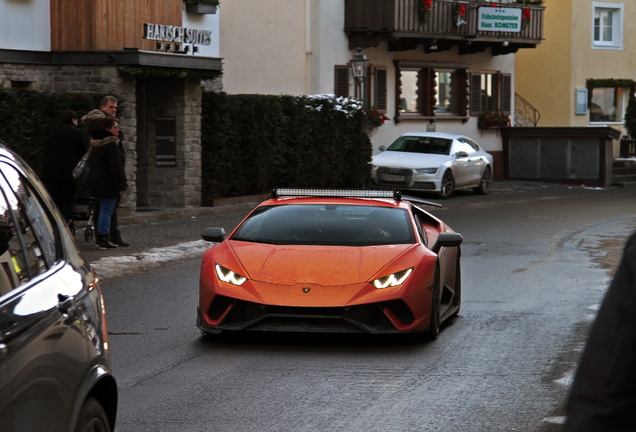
[197,189,462,340]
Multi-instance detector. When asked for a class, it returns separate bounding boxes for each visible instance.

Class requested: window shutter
[501,73,512,115]
[457,69,469,117]
[334,65,349,98]
[421,68,435,116]
[470,73,482,116]
[374,67,387,113]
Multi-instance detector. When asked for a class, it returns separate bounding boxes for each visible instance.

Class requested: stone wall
[0,63,205,210]
[0,63,138,209]
[142,79,201,208]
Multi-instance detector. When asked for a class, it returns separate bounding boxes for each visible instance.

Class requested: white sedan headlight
[215,264,247,286]
[372,268,413,289]
[414,168,438,174]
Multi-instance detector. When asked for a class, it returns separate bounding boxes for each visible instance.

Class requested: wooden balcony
[345,0,544,54]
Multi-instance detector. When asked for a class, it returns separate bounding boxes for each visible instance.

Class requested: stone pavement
[72,181,634,268]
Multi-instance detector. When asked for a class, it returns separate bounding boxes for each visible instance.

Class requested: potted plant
[184,0,219,14]
[478,111,510,129]
[367,108,390,128]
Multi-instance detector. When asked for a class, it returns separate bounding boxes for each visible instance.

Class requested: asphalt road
[93,182,636,432]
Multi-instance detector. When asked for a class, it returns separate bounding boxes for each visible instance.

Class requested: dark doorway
[136,79,149,207]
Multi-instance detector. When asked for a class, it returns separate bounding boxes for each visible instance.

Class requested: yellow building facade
[516,0,635,135]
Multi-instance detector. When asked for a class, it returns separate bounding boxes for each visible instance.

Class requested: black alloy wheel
[425,264,441,340]
[74,397,111,432]
[474,166,492,195]
[438,170,455,199]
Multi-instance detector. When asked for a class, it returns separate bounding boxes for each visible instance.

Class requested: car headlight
[414,168,438,174]
[215,264,247,286]
[372,268,413,289]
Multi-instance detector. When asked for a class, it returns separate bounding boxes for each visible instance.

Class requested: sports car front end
[198,241,438,334]
[197,189,462,337]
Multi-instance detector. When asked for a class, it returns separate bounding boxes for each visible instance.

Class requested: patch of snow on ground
[90,240,211,279]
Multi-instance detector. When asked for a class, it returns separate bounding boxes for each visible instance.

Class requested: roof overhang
[0,49,222,71]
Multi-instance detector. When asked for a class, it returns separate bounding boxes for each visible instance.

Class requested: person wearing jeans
[87,116,128,249]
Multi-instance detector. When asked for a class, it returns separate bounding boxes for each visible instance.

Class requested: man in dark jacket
[41,110,88,222]
[81,95,129,247]
[563,232,636,431]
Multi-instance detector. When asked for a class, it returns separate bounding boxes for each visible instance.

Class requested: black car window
[232,204,416,246]
[0,164,57,296]
[387,136,452,155]
[0,183,27,297]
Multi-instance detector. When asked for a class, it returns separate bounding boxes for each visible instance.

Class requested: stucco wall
[571,0,634,133]
[0,0,51,51]
[359,44,515,154]
[515,0,572,127]
[220,0,309,95]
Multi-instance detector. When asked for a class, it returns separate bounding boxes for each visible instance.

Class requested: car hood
[372,151,452,168]
[230,241,415,286]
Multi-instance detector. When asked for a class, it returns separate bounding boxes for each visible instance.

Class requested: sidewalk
[74,181,632,278]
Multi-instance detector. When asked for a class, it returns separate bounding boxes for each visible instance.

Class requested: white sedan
[371,132,494,198]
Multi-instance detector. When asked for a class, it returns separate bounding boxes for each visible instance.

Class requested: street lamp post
[349,47,369,105]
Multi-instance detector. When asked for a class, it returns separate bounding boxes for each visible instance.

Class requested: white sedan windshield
[387,136,452,155]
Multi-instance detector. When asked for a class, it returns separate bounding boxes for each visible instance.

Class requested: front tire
[74,397,111,432]
[425,265,441,340]
[451,251,461,317]
[473,166,492,195]
[438,170,455,199]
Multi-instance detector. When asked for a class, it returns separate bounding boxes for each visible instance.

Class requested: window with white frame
[592,2,623,50]
[589,87,626,123]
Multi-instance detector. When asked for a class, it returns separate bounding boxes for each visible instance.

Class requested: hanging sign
[143,23,212,54]
[477,7,522,32]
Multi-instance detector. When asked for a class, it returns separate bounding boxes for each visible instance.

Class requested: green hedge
[0,88,372,202]
[0,88,107,175]
[201,92,372,203]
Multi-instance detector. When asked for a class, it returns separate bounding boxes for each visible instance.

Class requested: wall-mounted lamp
[502,41,509,47]
[349,47,369,102]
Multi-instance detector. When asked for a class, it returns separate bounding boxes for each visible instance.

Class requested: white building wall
[0,0,51,51]
[182,8,220,58]
[220,0,308,95]
[361,46,515,154]
[219,0,514,153]
[308,0,515,153]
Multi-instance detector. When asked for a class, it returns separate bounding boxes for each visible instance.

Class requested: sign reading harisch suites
[143,23,212,46]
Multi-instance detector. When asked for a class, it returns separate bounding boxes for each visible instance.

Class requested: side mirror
[201,227,226,242]
[454,151,469,158]
[431,232,463,254]
[379,145,386,152]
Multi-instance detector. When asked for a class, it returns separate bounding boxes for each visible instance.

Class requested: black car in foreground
[0,142,117,432]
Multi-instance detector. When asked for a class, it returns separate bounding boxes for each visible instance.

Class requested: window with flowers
[470,72,512,125]
[394,60,469,121]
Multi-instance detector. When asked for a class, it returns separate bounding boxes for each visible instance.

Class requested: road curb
[119,202,260,226]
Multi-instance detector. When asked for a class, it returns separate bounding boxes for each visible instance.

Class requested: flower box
[478,121,507,130]
[185,3,218,14]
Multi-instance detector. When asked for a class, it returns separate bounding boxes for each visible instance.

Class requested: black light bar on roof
[272,188,402,200]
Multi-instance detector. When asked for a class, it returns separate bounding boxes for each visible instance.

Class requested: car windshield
[386,136,452,155]
[232,204,416,246]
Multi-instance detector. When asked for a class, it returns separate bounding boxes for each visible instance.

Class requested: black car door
[0,162,85,432]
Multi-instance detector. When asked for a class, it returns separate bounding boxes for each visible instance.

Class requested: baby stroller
[68,197,95,242]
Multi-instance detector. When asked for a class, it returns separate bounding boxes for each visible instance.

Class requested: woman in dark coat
[88,116,127,249]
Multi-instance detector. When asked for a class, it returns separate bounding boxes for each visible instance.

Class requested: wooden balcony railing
[345,0,544,49]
